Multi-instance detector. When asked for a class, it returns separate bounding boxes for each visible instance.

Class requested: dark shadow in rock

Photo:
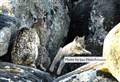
[65,0,94,45]
[0,44,12,62]
[96,70,116,81]
[0,14,16,29]
[96,70,118,82]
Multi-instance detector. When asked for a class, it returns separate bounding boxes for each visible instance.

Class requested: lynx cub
[49,36,91,75]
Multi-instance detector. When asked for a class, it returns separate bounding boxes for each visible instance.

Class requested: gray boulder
[54,62,118,82]
[0,62,53,82]
[0,27,11,57]
[0,13,20,57]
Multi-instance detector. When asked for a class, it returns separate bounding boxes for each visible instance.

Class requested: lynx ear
[74,36,85,41]
[74,36,79,42]
[81,36,85,40]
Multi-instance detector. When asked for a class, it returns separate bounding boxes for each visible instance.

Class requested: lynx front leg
[57,59,65,75]
[40,64,46,71]
[49,48,63,72]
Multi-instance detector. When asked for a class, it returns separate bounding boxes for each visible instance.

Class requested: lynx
[49,36,91,75]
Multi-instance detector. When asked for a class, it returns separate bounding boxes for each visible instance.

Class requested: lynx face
[75,36,85,47]
[74,36,91,55]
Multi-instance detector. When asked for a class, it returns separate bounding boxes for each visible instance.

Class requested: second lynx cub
[49,36,91,75]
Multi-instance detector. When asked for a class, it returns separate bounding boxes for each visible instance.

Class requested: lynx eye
[77,46,82,50]
[82,45,85,48]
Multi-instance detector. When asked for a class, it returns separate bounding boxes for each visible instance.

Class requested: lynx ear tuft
[82,36,85,40]
[74,36,85,42]
[74,36,79,42]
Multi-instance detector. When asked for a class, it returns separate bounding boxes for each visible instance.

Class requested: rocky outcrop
[0,14,20,58]
[88,0,120,41]
[0,62,53,82]
[0,0,70,71]
[0,27,11,57]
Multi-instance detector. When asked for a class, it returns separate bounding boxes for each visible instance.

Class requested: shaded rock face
[65,0,120,45]
[65,0,94,44]
[88,0,120,41]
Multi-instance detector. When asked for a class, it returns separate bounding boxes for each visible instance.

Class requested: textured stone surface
[0,12,20,58]
[88,0,120,41]
[0,27,11,57]
[54,62,118,82]
[0,62,53,82]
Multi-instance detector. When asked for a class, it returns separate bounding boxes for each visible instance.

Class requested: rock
[88,0,120,41]
[0,13,20,61]
[54,62,118,82]
[0,27,11,57]
[0,62,53,82]
[0,11,19,58]
[55,69,97,82]
[0,11,20,58]
[0,0,20,38]
[103,23,120,82]
[0,14,20,41]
